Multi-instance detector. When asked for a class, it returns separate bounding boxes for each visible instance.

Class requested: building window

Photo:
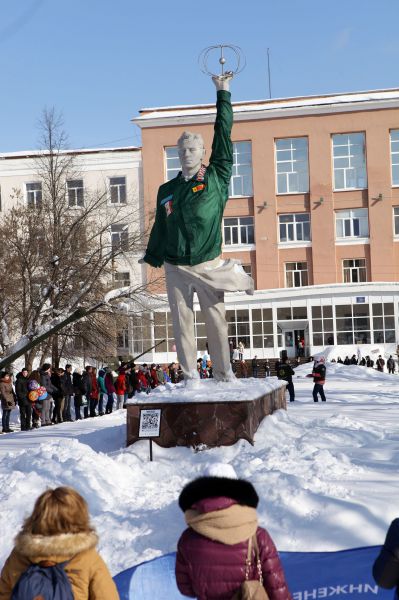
[372,302,395,343]
[285,262,308,287]
[311,305,334,346]
[391,130,399,186]
[332,133,367,190]
[111,224,129,251]
[394,207,399,237]
[276,305,308,320]
[279,213,311,243]
[251,308,274,349]
[109,177,126,204]
[335,303,370,345]
[229,141,253,197]
[343,259,367,283]
[165,147,181,181]
[275,137,309,194]
[117,328,129,349]
[67,179,84,207]
[223,217,254,246]
[26,182,42,207]
[132,313,152,355]
[335,209,369,239]
[226,308,250,349]
[114,272,130,288]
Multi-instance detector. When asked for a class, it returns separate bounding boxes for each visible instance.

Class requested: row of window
[121,301,397,352]
[223,207,399,247]
[24,177,128,208]
[165,130,399,195]
[283,258,366,288]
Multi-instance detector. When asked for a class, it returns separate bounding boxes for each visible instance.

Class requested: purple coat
[176,495,291,600]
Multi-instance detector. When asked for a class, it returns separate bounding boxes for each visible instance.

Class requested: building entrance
[284,329,305,358]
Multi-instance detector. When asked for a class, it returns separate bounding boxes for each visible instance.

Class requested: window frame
[26,181,42,208]
[335,208,369,241]
[229,141,253,198]
[284,261,309,288]
[164,146,181,182]
[110,223,129,252]
[223,217,255,247]
[332,132,367,191]
[67,179,84,208]
[275,136,309,195]
[342,258,367,283]
[278,212,311,244]
[391,130,399,187]
[109,176,127,205]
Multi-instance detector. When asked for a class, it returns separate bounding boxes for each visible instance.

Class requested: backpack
[11,560,74,600]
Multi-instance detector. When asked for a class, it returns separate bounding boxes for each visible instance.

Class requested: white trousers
[165,257,253,382]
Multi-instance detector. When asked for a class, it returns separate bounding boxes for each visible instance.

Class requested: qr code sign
[139,409,161,438]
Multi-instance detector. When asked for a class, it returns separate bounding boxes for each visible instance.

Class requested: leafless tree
[0,108,161,370]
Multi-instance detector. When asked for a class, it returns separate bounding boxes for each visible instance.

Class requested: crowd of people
[0,361,188,434]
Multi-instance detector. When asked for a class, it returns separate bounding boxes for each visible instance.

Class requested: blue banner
[113,546,393,600]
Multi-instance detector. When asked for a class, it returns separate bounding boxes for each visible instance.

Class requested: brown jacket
[0,377,15,410]
[0,530,119,600]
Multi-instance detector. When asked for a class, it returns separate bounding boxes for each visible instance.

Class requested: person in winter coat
[238,340,245,361]
[387,355,395,374]
[62,364,74,421]
[104,369,115,414]
[337,356,343,364]
[150,364,159,388]
[343,356,351,365]
[376,355,385,372]
[277,357,296,402]
[373,519,399,597]
[73,369,84,420]
[175,463,292,600]
[169,362,178,384]
[0,372,16,433]
[50,367,65,424]
[28,370,41,428]
[97,369,107,416]
[308,356,327,402]
[350,355,358,365]
[264,359,271,377]
[0,486,119,600]
[89,368,99,417]
[40,363,58,426]
[114,370,126,409]
[15,369,32,431]
[156,365,165,385]
[240,360,248,378]
[251,356,259,378]
[81,366,93,418]
[136,366,151,393]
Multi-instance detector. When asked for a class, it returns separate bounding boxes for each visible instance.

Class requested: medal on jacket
[192,183,205,193]
[161,194,173,216]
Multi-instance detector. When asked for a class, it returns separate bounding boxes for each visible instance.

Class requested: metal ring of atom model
[198,44,246,78]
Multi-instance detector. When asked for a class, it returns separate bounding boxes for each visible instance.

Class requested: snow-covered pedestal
[126,378,286,449]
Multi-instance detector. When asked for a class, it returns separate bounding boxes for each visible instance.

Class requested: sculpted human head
[177,131,205,177]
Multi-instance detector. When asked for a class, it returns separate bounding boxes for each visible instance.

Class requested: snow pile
[1,365,399,575]
[129,377,285,404]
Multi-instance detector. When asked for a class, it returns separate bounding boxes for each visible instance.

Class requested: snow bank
[1,366,399,575]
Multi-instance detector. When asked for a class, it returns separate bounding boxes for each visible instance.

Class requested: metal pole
[149,439,153,462]
[267,48,272,99]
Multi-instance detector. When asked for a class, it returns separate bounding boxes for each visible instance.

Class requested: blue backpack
[11,560,74,600]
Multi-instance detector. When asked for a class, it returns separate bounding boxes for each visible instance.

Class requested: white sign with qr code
[138,409,161,438]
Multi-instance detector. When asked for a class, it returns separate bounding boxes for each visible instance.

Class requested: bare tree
[0,108,160,370]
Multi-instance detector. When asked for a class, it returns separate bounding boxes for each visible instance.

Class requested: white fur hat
[204,462,238,479]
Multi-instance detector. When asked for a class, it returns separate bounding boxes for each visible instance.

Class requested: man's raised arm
[208,74,234,188]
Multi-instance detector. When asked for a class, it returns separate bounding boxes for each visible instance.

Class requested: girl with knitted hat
[175,463,291,600]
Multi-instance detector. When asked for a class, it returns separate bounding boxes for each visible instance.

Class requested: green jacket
[143,90,233,267]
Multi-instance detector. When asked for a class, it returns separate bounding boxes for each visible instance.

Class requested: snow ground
[0,362,398,576]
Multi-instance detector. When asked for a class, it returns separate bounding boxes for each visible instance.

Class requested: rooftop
[134,87,399,128]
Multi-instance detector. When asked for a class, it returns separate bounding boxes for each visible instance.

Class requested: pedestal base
[126,379,286,448]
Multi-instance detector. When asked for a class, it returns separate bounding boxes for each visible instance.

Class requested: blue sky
[1,0,398,152]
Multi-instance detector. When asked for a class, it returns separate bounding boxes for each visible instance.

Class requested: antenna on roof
[267,48,272,99]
